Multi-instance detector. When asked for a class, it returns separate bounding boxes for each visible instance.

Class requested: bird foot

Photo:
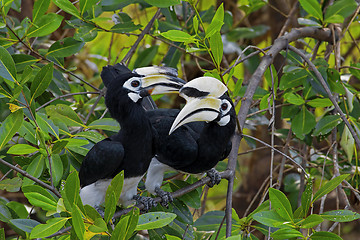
[206,168,221,187]
[133,195,157,212]
[155,187,173,208]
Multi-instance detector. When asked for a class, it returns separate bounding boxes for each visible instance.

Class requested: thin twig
[0,158,61,198]
[121,9,161,65]
[36,92,100,111]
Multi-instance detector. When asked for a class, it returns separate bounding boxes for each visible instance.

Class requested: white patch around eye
[218,114,230,126]
[123,77,142,91]
[128,92,141,102]
[220,99,231,115]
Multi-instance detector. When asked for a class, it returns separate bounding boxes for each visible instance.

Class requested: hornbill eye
[131,80,140,88]
[221,102,228,111]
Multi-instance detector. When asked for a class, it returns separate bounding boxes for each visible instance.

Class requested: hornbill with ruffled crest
[79,64,185,210]
[145,77,236,206]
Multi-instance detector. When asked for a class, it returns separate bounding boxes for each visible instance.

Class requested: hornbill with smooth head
[145,77,236,206]
[79,64,185,210]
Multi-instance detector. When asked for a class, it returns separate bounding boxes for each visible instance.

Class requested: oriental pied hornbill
[145,77,236,206]
[79,64,185,210]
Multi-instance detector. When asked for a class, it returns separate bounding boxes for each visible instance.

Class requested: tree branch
[0,158,61,198]
[225,26,336,236]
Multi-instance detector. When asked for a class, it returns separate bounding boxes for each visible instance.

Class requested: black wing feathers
[79,138,124,187]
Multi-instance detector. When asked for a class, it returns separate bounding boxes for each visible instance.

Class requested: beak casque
[169,76,229,134]
[169,97,221,134]
[141,75,186,95]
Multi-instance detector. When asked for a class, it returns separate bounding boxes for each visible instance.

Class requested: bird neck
[198,120,235,156]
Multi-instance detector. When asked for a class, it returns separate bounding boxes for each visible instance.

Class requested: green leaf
[28,13,63,37]
[52,0,81,18]
[12,54,38,72]
[136,212,177,230]
[307,98,333,107]
[124,207,139,240]
[47,38,85,58]
[313,115,341,136]
[47,154,64,186]
[64,171,80,208]
[209,32,223,67]
[0,45,17,87]
[80,0,99,16]
[104,190,116,223]
[88,217,108,233]
[104,171,124,223]
[0,202,11,223]
[252,210,291,228]
[194,211,224,231]
[74,131,105,143]
[292,106,316,140]
[206,3,224,38]
[0,177,22,192]
[271,228,303,239]
[87,118,119,131]
[9,219,40,233]
[22,155,45,186]
[171,199,193,224]
[0,110,23,150]
[6,201,28,218]
[321,210,360,222]
[111,207,139,240]
[161,30,195,43]
[30,63,54,102]
[7,144,38,155]
[283,92,305,105]
[134,46,159,68]
[169,180,201,209]
[22,185,57,202]
[310,231,342,240]
[143,0,180,7]
[72,205,85,240]
[24,191,57,211]
[279,69,307,90]
[193,16,199,33]
[299,0,323,21]
[110,22,142,33]
[32,0,50,23]
[340,126,354,162]
[312,174,349,203]
[301,214,324,228]
[30,217,68,239]
[165,234,181,240]
[324,0,357,23]
[299,179,313,217]
[46,104,85,127]
[268,188,293,221]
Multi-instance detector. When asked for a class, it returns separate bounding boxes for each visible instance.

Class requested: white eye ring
[123,77,142,91]
[220,99,231,115]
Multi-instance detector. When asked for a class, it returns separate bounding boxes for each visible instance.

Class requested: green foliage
[0,0,359,239]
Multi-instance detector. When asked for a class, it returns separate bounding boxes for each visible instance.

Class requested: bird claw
[155,187,173,208]
[133,195,157,212]
[206,168,221,187]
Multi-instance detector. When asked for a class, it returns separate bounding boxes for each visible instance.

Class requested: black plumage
[145,77,236,205]
[79,64,185,209]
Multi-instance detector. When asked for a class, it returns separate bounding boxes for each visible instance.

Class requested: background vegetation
[1,0,360,239]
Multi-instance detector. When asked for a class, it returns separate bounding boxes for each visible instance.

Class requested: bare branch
[0,158,61,198]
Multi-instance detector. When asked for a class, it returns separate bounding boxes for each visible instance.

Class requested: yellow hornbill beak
[168,76,229,135]
[141,75,186,95]
[134,66,185,95]
[169,97,222,134]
